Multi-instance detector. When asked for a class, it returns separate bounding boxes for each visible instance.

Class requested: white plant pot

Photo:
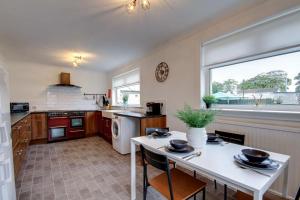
[186,127,207,148]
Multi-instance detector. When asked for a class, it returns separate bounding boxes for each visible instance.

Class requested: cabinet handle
[17,149,23,156]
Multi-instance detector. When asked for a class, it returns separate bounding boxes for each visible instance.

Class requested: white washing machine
[111,116,140,154]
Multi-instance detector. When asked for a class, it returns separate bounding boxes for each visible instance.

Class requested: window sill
[214,107,300,122]
[111,105,143,109]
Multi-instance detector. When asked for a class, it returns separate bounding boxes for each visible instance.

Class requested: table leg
[254,191,263,200]
[131,141,136,200]
[282,161,289,198]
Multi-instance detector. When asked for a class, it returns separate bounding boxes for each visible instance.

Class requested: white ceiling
[0,0,260,71]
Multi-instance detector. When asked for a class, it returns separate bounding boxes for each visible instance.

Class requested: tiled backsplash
[30,87,98,111]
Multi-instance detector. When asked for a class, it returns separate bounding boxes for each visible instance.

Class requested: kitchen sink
[101,110,124,119]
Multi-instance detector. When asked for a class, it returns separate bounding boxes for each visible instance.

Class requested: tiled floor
[15,137,238,200]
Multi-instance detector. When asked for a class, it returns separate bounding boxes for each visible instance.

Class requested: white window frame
[112,69,141,107]
[200,7,300,114]
[202,44,300,113]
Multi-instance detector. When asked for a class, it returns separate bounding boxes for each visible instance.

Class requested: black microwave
[10,103,29,113]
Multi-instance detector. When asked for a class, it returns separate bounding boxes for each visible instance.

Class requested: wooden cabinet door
[31,113,47,140]
[13,143,22,178]
[12,125,20,149]
[96,112,104,136]
[85,112,97,136]
[98,112,105,137]
[20,116,31,145]
[103,118,112,144]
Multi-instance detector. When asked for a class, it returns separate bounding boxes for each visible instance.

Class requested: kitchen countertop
[11,112,31,126]
[10,109,164,126]
[113,111,166,119]
[10,109,102,126]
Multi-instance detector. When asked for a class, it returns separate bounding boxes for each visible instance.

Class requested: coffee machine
[146,102,163,115]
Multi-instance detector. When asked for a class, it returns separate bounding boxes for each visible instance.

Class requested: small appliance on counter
[10,102,29,113]
[146,102,163,115]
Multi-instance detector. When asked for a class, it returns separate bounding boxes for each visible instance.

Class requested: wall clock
[155,62,169,82]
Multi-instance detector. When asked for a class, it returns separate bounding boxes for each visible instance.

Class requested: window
[202,9,300,111]
[210,51,300,107]
[112,69,140,106]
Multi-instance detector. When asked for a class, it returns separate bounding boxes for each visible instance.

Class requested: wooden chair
[214,130,245,200]
[236,185,300,200]
[145,127,176,168]
[140,145,207,200]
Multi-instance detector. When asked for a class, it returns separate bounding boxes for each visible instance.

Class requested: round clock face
[155,62,169,82]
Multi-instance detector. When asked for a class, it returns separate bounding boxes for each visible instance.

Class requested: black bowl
[170,139,188,149]
[242,149,270,163]
[153,129,168,136]
[207,133,219,141]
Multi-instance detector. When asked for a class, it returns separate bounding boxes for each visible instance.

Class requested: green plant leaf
[176,104,215,128]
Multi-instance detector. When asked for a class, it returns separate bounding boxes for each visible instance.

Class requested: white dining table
[130,131,290,200]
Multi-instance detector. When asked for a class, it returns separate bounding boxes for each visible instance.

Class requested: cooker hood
[50,72,81,88]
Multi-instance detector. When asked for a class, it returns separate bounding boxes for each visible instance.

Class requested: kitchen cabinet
[97,111,112,144]
[140,116,167,136]
[31,113,47,141]
[103,117,112,144]
[12,115,31,179]
[96,111,104,136]
[85,112,98,136]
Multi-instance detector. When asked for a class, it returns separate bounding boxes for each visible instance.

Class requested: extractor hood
[50,72,81,88]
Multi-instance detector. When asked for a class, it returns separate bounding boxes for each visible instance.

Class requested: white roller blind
[112,68,140,88]
[203,9,300,67]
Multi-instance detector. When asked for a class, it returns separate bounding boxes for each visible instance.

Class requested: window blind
[112,68,140,88]
[203,9,300,68]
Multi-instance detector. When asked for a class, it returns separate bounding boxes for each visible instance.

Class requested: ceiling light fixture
[72,56,82,67]
[126,0,150,13]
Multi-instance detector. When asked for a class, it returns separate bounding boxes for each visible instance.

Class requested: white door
[0,59,16,200]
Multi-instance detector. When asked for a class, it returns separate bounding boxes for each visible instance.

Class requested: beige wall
[7,60,108,109]
[108,1,300,197]
[108,0,300,132]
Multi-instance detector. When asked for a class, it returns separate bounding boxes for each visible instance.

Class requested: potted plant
[176,105,215,148]
[202,95,216,109]
[122,94,129,109]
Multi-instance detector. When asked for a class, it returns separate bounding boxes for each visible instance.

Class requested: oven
[70,117,84,129]
[49,126,67,140]
[47,112,69,142]
[68,111,85,139]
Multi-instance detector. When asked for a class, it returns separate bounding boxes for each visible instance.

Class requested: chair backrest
[145,127,170,136]
[215,130,245,145]
[296,185,300,200]
[140,145,169,171]
[140,145,174,200]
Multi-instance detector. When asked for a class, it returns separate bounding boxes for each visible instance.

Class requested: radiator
[207,115,300,199]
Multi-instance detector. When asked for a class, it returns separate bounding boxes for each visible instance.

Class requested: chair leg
[173,162,176,168]
[193,194,196,200]
[224,184,227,200]
[143,176,148,200]
[143,185,147,200]
[203,187,206,200]
[193,171,196,178]
[214,179,217,189]
[143,166,148,200]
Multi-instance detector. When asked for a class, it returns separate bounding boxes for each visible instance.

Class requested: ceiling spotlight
[126,0,137,13]
[126,0,150,13]
[141,0,150,10]
[73,56,82,67]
